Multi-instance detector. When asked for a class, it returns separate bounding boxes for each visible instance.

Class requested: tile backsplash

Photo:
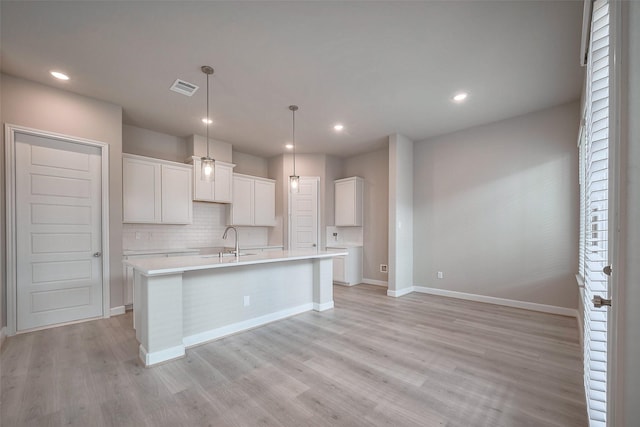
[123,202,268,250]
[326,225,363,246]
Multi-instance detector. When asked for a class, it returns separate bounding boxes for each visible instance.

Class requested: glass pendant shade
[201,157,214,181]
[201,66,215,183]
[290,174,299,192]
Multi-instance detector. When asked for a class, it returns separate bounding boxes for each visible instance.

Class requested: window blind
[580,0,610,425]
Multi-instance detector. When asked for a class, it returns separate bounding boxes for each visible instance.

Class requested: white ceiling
[0,1,584,158]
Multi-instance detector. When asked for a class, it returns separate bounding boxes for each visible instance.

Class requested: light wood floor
[1,285,587,427]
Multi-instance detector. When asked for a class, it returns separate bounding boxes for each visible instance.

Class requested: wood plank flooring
[0,285,587,427]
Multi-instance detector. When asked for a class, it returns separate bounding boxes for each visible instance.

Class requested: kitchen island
[125,249,347,366]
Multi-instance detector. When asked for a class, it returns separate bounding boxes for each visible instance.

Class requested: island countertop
[125,249,347,276]
[129,248,342,366]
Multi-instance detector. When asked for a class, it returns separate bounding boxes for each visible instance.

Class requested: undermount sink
[201,252,255,258]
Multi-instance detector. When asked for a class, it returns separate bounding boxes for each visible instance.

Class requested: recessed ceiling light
[333,124,344,131]
[285,144,294,150]
[50,70,69,81]
[452,92,468,102]
[202,118,213,124]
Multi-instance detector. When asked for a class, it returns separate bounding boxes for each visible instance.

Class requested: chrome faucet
[222,226,240,258]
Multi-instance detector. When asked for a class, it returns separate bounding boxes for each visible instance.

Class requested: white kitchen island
[125,249,346,366]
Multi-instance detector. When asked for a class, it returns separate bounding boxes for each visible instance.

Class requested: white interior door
[580,0,614,424]
[289,177,319,250]
[15,132,103,331]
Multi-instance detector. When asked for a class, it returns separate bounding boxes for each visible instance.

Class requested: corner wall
[413,102,580,309]
[388,134,414,295]
[1,74,124,321]
[616,1,640,423]
[343,147,389,283]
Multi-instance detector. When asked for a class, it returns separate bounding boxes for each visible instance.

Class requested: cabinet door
[192,157,215,201]
[123,156,160,223]
[230,175,254,225]
[214,163,233,203]
[161,164,192,224]
[253,179,275,226]
[333,256,346,283]
[335,180,355,226]
[335,178,363,226]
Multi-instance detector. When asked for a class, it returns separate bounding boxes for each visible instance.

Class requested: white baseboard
[413,286,578,317]
[0,326,7,349]
[110,306,126,316]
[314,301,334,311]
[183,303,314,348]
[362,278,388,287]
[139,344,185,367]
[387,286,415,297]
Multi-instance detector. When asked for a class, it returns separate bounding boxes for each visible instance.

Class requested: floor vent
[169,79,199,96]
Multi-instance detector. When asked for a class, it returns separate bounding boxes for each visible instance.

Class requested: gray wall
[0,74,124,319]
[232,150,269,178]
[413,101,580,309]
[123,124,187,163]
[388,134,414,294]
[617,1,640,423]
[343,147,389,282]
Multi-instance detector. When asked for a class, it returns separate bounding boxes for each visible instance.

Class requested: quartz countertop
[123,248,201,256]
[125,249,347,276]
[123,245,284,257]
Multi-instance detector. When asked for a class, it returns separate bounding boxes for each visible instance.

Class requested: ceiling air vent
[169,78,199,96]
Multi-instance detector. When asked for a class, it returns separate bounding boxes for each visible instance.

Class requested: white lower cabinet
[327,246,363,286]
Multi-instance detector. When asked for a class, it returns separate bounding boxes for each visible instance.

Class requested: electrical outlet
[243,296,250,307]
[380,264,388,273]
[437,271,444,279]
[135,232,142,240]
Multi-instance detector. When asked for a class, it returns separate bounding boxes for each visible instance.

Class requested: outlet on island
[243,295,250,307]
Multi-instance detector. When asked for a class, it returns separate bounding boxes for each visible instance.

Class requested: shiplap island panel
[125,249,346,366]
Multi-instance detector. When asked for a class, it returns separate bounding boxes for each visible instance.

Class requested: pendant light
[289,105,300,192]
[201,65,215,182]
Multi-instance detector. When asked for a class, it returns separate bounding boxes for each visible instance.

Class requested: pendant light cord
[292,107,296,176]
[206,71,210,158]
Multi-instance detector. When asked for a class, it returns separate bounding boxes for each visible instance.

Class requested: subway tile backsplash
[123,202,268,250]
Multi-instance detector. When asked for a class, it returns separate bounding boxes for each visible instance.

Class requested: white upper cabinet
[161,164,192,224]
[123,154,192,224]
[189,156,234,203]
[335,177,364,226]
[229,174,254,225]
[123,155,161,223]
[228,173,276,226]
[253,178,276,226]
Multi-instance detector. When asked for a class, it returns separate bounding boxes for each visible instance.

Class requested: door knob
[603,265,613,276]
[93,252,102,257]
[593,295,612,308]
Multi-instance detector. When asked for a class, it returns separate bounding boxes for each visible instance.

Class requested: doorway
[5,125,110,334]
[289,176,320,250]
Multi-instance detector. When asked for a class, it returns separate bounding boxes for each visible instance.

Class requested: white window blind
[579,0,610,425]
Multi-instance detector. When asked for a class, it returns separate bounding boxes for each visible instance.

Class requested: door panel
[290,178,319,250]
[15,134,103,331]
